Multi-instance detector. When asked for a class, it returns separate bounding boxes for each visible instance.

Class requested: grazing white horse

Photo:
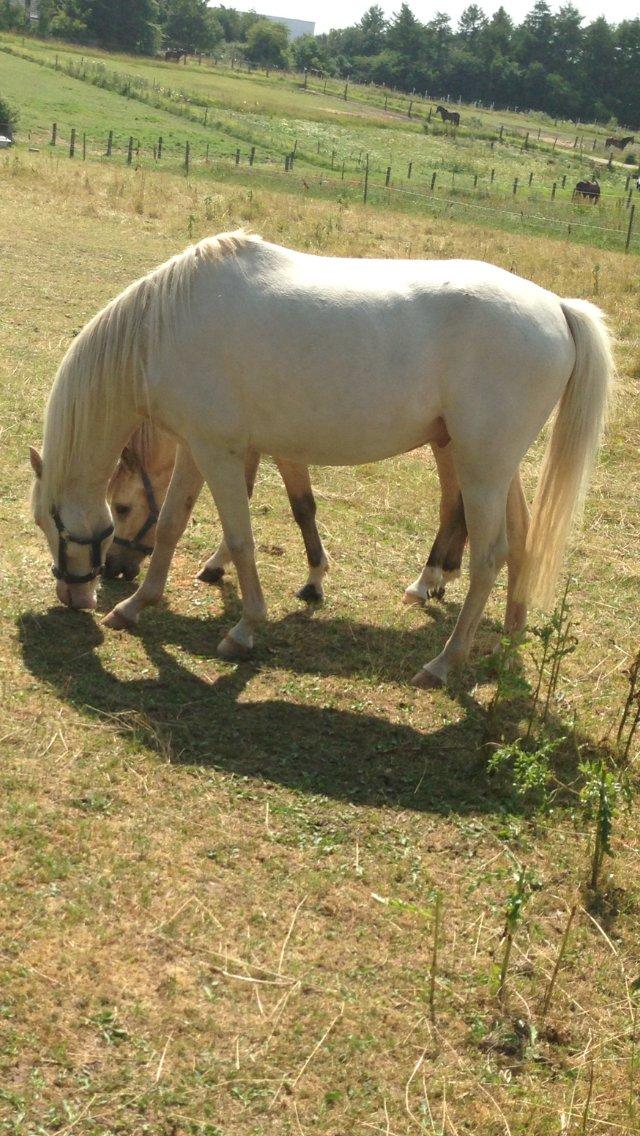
[30,231,613,688]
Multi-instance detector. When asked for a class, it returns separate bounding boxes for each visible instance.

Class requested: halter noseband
[111,466,159,557]
[51,508,114,585]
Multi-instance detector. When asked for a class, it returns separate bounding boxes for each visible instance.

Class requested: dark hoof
[297,582,323,603]
[427,586,446,601]
[197,564,225,584]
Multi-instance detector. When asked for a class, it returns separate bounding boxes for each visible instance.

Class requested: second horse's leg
[274,458,329,602]
[197,448,260,583]
[103,445,204,631]
[404,442,468,605]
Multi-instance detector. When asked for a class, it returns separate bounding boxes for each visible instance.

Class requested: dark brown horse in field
[572,178,600,203]
[435,105,460,126]
[164,49,185,63]
[605,135,634,149]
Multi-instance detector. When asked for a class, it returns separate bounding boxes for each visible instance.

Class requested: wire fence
[14,117,640,256]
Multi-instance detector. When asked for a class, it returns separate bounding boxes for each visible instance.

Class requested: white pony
[30,231,613,688]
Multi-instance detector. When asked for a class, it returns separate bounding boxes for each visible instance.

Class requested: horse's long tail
[515,298,615,610]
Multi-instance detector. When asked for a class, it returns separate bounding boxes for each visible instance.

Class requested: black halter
[111,466,159,557]
[51,508,114,585]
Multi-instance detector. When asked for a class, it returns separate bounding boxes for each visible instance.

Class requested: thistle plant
[497,867,535,1007]
[527,577,577,735]
[615,647,640,765]
[579,759,633,893]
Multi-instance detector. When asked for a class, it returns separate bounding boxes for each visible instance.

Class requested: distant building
[263,15,315,41]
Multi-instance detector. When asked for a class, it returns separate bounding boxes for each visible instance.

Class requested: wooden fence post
[408,99,413,118]
[513,177,518,195]
[158,136,163,159]
[82,132,86,160]
[235,147,240,165]
[363,154,369,203]
[285,154,290,172]
[561,174,567,188]
[51,122,57,146]
[107,129,113,156]
[523,131,529,149]
[203,108,208,126]
[69,128,76,158]
[184,141,190,174]
[551,182,557,199]
[407,160,412,179]
[343,80,349,101]
[625,203,635,252]
[490,168,495,183]
[127,136,133,165]
[528,171,533,185]
[430,171,436,190]
[499,124,504,141]
[385,166,391,187]
[249,146,255,166]
[473,173,478,187]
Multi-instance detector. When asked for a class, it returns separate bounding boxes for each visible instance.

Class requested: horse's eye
[114,504,131,518]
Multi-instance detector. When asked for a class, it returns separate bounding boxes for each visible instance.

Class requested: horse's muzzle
[103,549,143,582]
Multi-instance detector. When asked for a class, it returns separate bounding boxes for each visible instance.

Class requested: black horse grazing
[605,135,634,149]
[435,105,460,127]
[164,48,185,63]
[572,178,600,203]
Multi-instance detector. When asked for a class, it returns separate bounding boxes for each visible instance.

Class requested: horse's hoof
[403,586,426,606]
[297,582,323,603]
[217,634,252,661]
[410,667,444,690]
[103,607,137,633]
[197,564,225,584]
[427,586,446,601]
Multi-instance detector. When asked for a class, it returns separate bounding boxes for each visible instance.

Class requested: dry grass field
[0,99,639,1136]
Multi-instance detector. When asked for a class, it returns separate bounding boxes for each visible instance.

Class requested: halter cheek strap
[51,508,115,585]
[111,466,159,557]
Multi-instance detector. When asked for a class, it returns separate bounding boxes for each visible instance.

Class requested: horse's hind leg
[412,475,510,688]
[274,458,329,602]
[197,447,260,583]
[504,468,530,636]
[403,442,467,605]
[103,445,204,631]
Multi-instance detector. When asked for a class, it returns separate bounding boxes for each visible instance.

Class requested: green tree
[161,0,220,52]
[84,0,160,54]
[358,5,387,55]
[244,19,290,70]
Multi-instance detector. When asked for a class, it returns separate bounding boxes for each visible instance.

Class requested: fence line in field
[21,120,640,254]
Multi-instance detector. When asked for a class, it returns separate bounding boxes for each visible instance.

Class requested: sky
[221,0,640,35]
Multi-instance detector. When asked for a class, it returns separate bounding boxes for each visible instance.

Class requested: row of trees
[295,4,640,127]
[1,1,638,126]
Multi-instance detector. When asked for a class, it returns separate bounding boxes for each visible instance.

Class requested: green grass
[0,55,639,1136]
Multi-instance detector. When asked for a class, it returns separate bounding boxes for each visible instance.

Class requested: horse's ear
[29,446,43,479]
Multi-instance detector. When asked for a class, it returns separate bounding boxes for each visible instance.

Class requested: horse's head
[104,444,171,580]
[30,446,114,611]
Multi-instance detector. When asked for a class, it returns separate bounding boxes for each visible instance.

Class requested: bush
[624,152,637,165]
[0,93,19,134]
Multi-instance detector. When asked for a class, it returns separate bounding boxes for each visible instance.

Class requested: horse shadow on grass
[18,584,584,817]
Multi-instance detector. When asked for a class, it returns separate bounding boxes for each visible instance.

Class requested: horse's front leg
[103,445,204,631]
[197,447,260,583]
[190,443,266,659]
[274,458,329,602]
[404,442,467,605]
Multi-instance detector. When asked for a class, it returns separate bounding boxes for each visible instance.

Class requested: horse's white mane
[39,230,261,506]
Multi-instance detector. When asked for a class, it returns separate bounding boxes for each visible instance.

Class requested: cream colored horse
[30,231,613,688]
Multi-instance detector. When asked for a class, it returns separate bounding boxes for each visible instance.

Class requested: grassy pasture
[2,34,640,257]
[1,47,640,1136]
